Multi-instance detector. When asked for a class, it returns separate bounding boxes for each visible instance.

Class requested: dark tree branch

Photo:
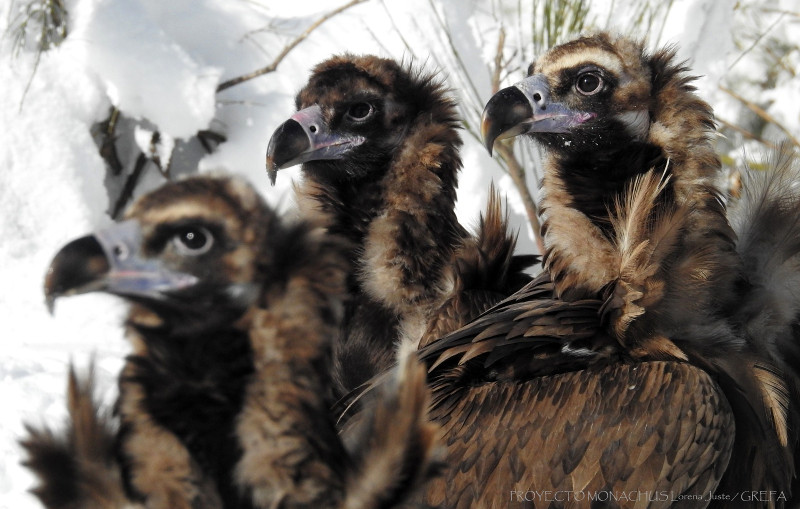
[495,142,545,254]
[98,107,123,175]
[112,152,149,219]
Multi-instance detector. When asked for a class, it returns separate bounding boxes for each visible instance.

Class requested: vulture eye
[576,72,603,95]
[172,226,214,256]
[345,102,374,122]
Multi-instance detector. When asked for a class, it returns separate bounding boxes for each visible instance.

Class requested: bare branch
[425,0,483,109]
[488,25,544,253]
[491,27,506,93]
[726,12,786,72]
[148,131,169,180]
[379,0,417,58]
[719,84,800,149]
[216,0,368,92]
[98,107,123,175]
[496,142,544,254]
[716,117,780,151]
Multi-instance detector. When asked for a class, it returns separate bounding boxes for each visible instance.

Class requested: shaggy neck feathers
[294,66,464,397]
[539,45,736,305]
[296,97,464,315]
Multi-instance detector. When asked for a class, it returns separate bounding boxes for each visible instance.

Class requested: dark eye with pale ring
[172,226,214,255]
[576,72,603,95]
[345,102,374,121]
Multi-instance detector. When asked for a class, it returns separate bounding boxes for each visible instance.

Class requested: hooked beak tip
[480,112,496,156]
[266,156,278,186]
[484,139,495,157]
[44,234,109,312]
[45,294,56,315]
[265,117,310,177]
[481,85,534,154]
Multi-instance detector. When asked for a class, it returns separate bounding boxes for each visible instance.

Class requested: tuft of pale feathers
[604,167,694,345]
[753,362,791,448]
[606,169,676,335]
[20,363,139,509]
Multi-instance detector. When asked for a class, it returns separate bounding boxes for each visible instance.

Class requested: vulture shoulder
[266,55,536,399]
[38,175,440,509]
[411,270,735,507]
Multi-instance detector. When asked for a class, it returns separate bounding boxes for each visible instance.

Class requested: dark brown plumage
[265,55,536,401]
[32,175,440,509]
[21,364,139,509]
[405,32,797,506]
[419,184,536,349]
[417,274,741,507]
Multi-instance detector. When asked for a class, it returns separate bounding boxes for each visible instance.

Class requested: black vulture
[30,175,440,509]
[266,55,536,400]
[404,32,797,507]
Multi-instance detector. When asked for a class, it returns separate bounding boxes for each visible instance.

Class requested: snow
[1,0,798,506]
[77,1,219,139]
[0,24,125,505]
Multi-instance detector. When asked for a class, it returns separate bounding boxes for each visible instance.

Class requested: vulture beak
[265,104,365,185]
[481,74,595,154]
[44,220,198,313]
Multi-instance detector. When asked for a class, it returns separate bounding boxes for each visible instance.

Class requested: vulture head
[266,54,461,189]
[482,33,656,157]
[44,176,288,334]
[480,32,731,305]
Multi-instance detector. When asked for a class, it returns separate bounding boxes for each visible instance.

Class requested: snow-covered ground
[1,0,797,506]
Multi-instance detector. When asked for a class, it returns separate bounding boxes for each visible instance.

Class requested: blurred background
[1,0,798,506]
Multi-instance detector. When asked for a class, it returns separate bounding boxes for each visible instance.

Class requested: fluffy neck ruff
[295,95,464,319]
[539,46,736,304]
